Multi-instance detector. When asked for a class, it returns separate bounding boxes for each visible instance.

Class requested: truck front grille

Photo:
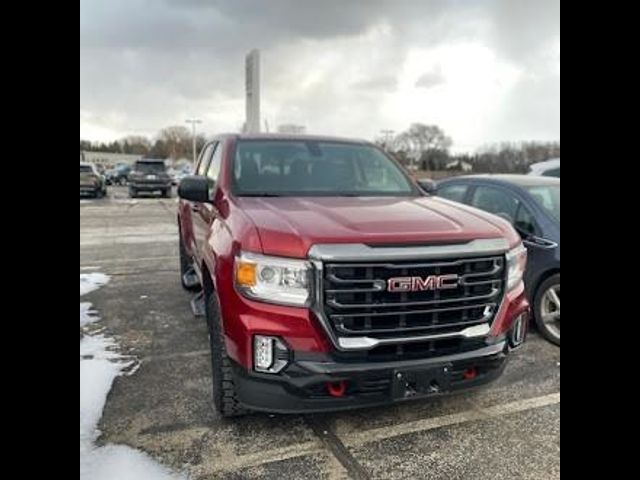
[322,255,505,343]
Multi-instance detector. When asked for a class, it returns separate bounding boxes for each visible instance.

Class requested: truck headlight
[506,243,527,291]
[235,252,312,306]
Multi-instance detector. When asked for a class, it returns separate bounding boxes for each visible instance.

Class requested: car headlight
[506,243,527,291]
[235,252,312,306]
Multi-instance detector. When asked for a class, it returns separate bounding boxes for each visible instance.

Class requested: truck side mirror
[178,175,211,203]
[418,179,437,195]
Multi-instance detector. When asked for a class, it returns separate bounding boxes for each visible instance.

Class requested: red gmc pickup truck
[177,134,529,416]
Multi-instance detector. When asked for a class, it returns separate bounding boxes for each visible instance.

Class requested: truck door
[180,142,215,262]
[191,141,222,266]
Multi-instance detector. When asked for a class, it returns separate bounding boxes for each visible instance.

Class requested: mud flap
[190,291,206,317]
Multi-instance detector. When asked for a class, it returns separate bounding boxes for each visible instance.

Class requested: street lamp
[185,118,202,165]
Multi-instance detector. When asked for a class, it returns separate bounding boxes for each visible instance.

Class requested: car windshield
[232,140,416,196]
[526,185,560,221]
[80,165,93,173]
[135,162,165,173]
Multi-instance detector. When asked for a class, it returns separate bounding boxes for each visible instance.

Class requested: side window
[515,203,537,236]
[470,186,519,222]
[542,167,560,177]
[206,142,223,183]
[438,184,468,203]
[196,143,215,176]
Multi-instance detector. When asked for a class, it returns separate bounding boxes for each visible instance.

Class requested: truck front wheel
[204,284,248,417]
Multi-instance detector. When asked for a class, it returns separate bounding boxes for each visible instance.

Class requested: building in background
[81,151,141,170]
[245,49,260,133]
[277,124,306,134]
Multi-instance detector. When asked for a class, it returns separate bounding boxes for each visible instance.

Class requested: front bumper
[80,185,98,194]
[232,340,510,413]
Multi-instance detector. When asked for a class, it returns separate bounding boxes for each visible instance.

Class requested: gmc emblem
[387,274,459,292]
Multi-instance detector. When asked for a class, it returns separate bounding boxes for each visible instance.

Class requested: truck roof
[226,133,370,144]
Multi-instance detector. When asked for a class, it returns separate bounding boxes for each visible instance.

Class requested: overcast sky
[80,0,559,153]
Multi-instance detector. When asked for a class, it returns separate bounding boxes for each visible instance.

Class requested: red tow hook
[327,380,347,397]
[463,366,477,380]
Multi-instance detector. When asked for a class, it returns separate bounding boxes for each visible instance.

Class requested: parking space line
[80,256,177,266]
[342,392,560,447]
[200,392,559,474]
[206,440,325,473]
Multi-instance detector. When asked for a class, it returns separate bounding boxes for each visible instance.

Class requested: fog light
[253,335,289,373]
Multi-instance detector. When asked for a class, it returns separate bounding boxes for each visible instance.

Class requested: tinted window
[471,186,519,221]
[80,165,93,173]
[196,143,216,176]
[527,185,560,221]
[135,161,165,173]
[437,184,468,203]
[515,203,537,236]
[542,167,560,177]
[232,140,415,196]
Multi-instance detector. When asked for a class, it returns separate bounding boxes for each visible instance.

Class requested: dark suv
[128,159,172,198]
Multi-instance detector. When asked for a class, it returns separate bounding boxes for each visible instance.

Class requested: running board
[190,291,206,317]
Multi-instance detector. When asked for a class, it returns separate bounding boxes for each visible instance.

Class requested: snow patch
[80,274,184,480]
[81,273,110,296]
[81,302,101,327]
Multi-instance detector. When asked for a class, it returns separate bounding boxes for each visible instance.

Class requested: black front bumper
[232,341,510,414]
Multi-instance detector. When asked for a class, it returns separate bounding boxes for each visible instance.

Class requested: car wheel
[533,274,560,346]
[129,187,137,198]
[204,282,248,417]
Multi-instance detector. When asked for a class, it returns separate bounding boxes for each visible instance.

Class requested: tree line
[375,123,559,173]
[81,126,207,160]
[81,122,559,173]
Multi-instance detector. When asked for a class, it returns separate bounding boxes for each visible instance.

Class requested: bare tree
[393,123,452,153]
[158,126,192,159]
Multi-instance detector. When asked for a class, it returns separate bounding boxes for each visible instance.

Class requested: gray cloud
[415,67,445,89]
[351,76,398,91]
[80,0,560,150]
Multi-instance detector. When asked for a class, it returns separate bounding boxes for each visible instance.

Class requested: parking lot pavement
[81,187,560,480]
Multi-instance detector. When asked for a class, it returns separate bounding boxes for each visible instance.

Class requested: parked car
[528,158,559,178]
[105,164,132,185]
[176,133,529,417]
[433,175,560,345]
[128,159,172,198]
[80,162,107,198]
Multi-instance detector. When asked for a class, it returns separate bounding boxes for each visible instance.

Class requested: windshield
[232,140,416,197]
[527,185,560,221]
[135,162,165,173]
[80,165,93,173]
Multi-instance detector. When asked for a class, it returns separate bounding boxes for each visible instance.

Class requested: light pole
[185,118,202,165]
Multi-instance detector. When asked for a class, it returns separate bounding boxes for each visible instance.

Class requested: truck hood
[236,196,521,258]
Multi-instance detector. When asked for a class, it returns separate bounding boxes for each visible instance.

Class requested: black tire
[179,232,200,291]
[204,283,248,417]
[533,273,560,346]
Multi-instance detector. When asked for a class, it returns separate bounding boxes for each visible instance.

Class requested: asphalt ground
[80,186,560,479]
